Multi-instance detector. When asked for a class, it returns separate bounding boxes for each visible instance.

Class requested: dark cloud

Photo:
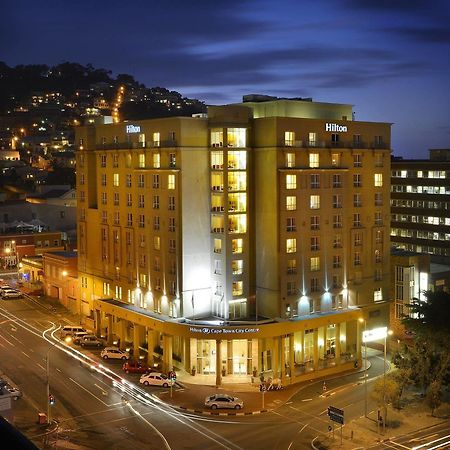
[341,0,435,12]
[384,26,450,43]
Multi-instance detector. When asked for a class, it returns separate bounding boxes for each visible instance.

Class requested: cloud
[384,26,450,43]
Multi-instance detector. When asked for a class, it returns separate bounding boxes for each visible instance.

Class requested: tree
[370,376,401,427]
[425,380,442,417]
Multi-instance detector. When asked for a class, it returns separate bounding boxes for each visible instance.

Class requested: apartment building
[391,149,450,263]
[75,96,391,384]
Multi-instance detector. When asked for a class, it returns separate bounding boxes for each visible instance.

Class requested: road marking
[286,401,293,405]
[56,368,62,373]
[0,335,14,346]
[94,383,108,396]
[37,363,46,371]
[302,398,312,402]
[21,351,30,358]
[68,377,111,406]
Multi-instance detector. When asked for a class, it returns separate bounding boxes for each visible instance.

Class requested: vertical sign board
[328,406,344,424]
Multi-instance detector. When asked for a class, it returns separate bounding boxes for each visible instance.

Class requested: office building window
[112,153,119,167]
[153,132,160,147]
[331,134,339,145]
[284,131,294,147]
[286,238,297,253]
[310,256,320,271]
[138,174,145,188]
[353,213,361,227]
[168,217,175,232]
[286,196,296,211]
[354,252,361,265]
[127,213,133,227]
[169,239,176,253]
[139,153,145,168]
[286,174,297,189]
[127,193,132,207]
[114,212,120,225]
[374,288,383,301]
[126,174,132,188]
[376,230,383,244]
[153,195,160,209]
[101,154,106,167]
[138,194,145,208]
[154,236,160,250]
[169,153,176,168]
[232,238,243,254]
[311,215,320,230]
[308,132,317,146]
[287,281,297,296]
[153,216,160,231]
[354,232,362,246]
[286,217,296,232]
[332,276,341,290]
[374,173,383,187]
[101,192,107,205]
[101,174,106,186]
[375,268,382,281]
[309,153,319,168]
[375,250,382,263]
[310,195,320,209]
[114,192,119,206]
[113,174,119,187]
[153,174,160,188]
[168,196,175,210]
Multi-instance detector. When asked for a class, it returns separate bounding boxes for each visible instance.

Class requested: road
[1,290,449,450]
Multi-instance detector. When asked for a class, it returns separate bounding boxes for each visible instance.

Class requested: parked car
[79,335,103,348]
[139,373,171,388]
[72,331,90,344]
[60,325,87,338]
[0,380,22,400]
[1,288,22,299]
[100,347,129,360]
[0,284,12,294]
[204,394,243,410]
[122,360,151,374]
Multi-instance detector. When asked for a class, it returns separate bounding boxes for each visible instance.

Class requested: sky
[2,0,450,158]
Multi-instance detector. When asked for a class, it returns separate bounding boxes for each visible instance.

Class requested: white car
[100,347,129,360]
[139,372,171,388]
[205,394,243,410]
[1,288,22,299]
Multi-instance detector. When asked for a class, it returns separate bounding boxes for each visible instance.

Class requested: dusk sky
[2,0,450,158]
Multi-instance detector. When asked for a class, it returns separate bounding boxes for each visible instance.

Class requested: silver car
[204,394,243,410]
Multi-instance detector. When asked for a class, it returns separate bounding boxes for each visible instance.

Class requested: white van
[60,325,86,338]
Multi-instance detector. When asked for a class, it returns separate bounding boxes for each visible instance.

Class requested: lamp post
[382,330,393,433]
[358,317,368,417]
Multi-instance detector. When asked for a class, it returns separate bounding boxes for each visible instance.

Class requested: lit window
[284,131,294,147]
[139,153,145,168]
[113,173,119,187]
[214,238,222,253]
[286,196,297,211]
[154,236,160,250]
[310,195,320,209]
[286,152,295,167]
[153,152,160,168]
[287,259,297,274]
[374,288,383,301]
[286,174,297,189]
[232,281,243,296]
[310,257,320,271]
[286,238,297,253]
[374,173,383,187]
[153,132,160,147]
[232,260,243,275]
[309,153,319,168]
[168,174,176,189]
[232,238,243,254]
[331,153,340,167]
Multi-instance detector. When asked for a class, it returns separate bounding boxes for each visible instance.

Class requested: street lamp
[358,317,368,417]
[382,329,393,433]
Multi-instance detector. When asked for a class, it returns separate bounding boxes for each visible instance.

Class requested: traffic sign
[328,406,344,424]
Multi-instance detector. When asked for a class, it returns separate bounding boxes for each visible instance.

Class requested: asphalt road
[1,292,449,450]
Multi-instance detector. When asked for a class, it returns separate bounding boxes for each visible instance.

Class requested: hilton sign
[325,123,348,132]
[126,124,141,134]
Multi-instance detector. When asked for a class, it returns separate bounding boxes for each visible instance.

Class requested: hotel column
[95,309,101,336]
[272,337,280,378]
[163,334,173,373]
[119,319,127,350]
[335,323,341,363]
[280,336,286,379]
[107,314,113,345]
[300,330,305,363]
[183,338,191,372]
[215,339,222,387]
[133,324,140,358]
[313,328,319,370]
[289,334,295,380]
[146,328,155,366]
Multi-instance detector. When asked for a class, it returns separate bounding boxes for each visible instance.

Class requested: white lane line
[302,398,313,402]
[37,363,46,371]
[0,335,14,346]
[22,351,30,358]
[94,383,108,396]
[56,368,62,373]
[68,377,111,406]
[4,332,23,345]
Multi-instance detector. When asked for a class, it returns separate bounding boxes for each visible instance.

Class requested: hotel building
[75,96,391,384]
[391,149,450,264]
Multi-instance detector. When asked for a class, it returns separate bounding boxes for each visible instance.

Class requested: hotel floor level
[92,298,389,385]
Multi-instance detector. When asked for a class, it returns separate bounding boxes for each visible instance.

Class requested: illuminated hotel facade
[75,96,391,384]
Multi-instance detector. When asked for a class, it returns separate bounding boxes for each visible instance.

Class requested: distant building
[391,149,450,264]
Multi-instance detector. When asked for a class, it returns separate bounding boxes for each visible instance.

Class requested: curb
[176,405,270,416]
